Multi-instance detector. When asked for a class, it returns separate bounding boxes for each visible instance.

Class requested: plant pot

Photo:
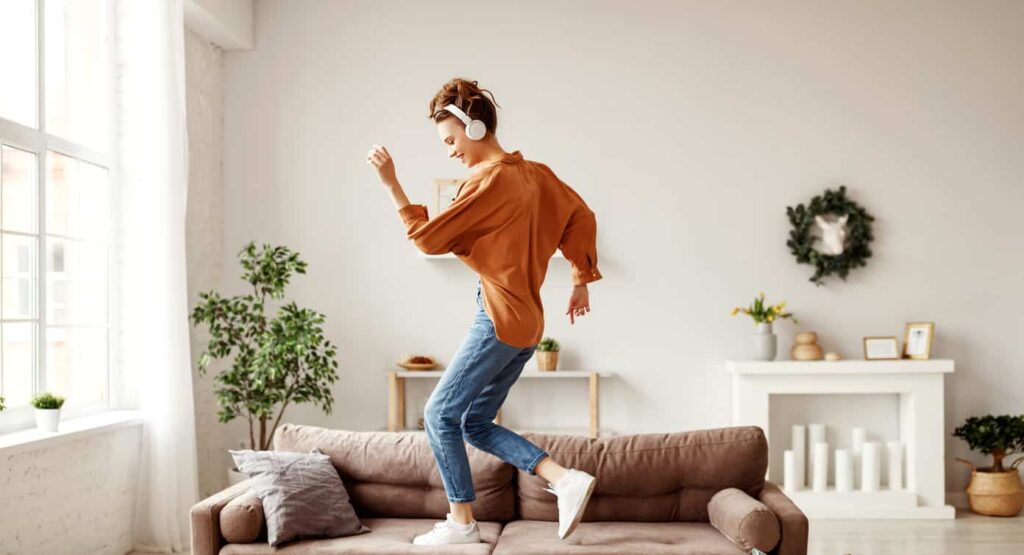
[536,351,558,371]
[228,466,248,486]
[752,322,777,361]
[965,468,1024,516]
[35,408,61,432]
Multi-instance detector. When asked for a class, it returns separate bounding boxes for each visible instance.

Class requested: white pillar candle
[791,424,806,489]
[812,441,829,492]
[887,440,903,490]
[783,449,798,493]
[835,448,853,492]
[807,423,826,487]
[851,427,866,488]
[861,441,881,492]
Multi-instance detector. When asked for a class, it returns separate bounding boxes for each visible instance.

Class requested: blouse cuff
[398,204,428,227]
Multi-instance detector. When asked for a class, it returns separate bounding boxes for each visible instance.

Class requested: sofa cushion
[230,447,369,547]
[516,426,768,522]
[272,424,517,521]
[219,517,503,554]
[492,520,747,555]
[708,487,780,553]
[219,490,264,543]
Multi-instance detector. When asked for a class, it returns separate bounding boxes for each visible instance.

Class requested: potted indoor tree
[953,414,1024,516]
[31,392,65,432]
[536,337,560,371]
[190,242,341,484]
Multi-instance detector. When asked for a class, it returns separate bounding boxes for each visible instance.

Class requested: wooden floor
[130,509,1023,554]
[808,509,1024,555]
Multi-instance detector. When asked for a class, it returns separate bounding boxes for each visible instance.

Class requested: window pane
[45,0,110,150]
[46,325,106,408]
[0,0,38,128]
[46,152,109,241]
[2,322,36,408]
[2,145,38,233]
[2,234,37,320]
[46,239,107,326]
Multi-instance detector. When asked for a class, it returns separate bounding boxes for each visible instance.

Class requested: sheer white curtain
[118,0,198,551]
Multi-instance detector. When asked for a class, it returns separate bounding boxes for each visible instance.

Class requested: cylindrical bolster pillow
[219,490,265,544]
[707,487,781,553]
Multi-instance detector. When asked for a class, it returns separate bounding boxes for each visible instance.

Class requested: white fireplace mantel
[726,359,955,519]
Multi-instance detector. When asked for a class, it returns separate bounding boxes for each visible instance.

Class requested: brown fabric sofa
[191,424,808,554]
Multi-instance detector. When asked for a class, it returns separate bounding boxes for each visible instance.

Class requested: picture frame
[902,322,935,360]
[863,336,900,360]
[434,178,462,215]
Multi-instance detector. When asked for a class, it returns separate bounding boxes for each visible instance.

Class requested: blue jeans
[423,280,550,503]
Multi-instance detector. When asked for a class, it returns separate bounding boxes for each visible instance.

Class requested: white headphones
[444,104,487,141]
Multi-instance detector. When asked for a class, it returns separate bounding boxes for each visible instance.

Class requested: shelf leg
[590,372,599,438]
[495,408,502,426]
[388,372,407,432]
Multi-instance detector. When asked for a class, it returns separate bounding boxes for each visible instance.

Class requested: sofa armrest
[757,481,808,555]
[190,479,255,555]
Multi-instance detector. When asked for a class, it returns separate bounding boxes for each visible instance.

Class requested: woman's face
[437,117,485,168]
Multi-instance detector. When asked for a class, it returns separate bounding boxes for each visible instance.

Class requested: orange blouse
[398,150,602,348]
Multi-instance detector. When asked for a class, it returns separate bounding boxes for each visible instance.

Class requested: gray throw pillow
[229,447,369,546]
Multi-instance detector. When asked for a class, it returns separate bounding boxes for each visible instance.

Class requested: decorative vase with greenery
[953,414,1024,516]
[731,292,799,361]
[190,242,341,482]
[0,395,5,411]
[536,337,560,371]
[31,392,65,432]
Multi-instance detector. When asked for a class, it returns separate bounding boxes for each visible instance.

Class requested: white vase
[752,322,777,360]
[35,408,61,432]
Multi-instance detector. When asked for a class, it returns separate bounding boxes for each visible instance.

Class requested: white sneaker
[543,468,597,539]
[411,513,481,545]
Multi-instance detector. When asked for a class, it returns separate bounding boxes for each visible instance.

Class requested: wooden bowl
[396,361,439,371]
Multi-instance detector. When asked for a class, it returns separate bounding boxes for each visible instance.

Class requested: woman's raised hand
[366,144,398,187]
[566,285,591,325]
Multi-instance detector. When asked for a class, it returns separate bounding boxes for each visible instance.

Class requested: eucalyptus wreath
[785,185,875,286]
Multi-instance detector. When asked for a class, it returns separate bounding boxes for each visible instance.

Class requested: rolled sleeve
[559,205,603,287]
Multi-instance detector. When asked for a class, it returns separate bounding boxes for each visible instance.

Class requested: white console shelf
[726,359,955,519]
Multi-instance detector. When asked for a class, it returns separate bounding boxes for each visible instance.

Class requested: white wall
[216,0,1023,494]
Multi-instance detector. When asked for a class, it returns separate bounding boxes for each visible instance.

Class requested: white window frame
[0,0,119,434]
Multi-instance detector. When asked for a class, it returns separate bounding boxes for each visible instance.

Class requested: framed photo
[863,336,900,360]
[902,322,935,360]
[434,178,462,214]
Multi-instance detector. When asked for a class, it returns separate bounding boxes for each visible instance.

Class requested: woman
[366,78,603,545]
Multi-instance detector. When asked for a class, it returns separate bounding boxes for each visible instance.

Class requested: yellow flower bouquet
[731,291,799,325]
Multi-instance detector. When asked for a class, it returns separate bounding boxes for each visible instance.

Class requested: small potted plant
[731,291,798,361]
[31,392,66,432]
[953,414,1024,516]
[536,337,560,371]
[0,395,6,411]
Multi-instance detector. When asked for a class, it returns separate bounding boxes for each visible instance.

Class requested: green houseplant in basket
[953,414,1024,516]
[190,242,340,483]
[536,337,560,371]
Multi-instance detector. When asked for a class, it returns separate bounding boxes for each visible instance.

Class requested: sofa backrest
[516,426,767,522]
[271,424,517,521]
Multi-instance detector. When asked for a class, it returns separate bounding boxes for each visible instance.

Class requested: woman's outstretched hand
[366,144,398,187]
[566,285,590,325]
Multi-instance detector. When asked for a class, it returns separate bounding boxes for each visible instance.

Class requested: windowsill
[0,409,145,456]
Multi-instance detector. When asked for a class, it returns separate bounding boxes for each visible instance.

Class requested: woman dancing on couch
[366,78,602,546]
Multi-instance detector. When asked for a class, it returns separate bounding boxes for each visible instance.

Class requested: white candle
[861,441,881,492]
[887,440,903,490]
[851,427,866,488]
[783,449,798,493]
[835,448,853,492]
[808,423,826,487]
[812,441,829,492]
[791,424,806,489]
